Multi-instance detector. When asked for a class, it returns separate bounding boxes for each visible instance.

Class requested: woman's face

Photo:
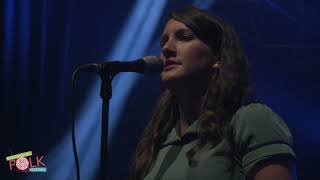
[160,18,215,89]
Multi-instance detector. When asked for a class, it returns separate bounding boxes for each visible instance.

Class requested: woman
[129,6,297,180]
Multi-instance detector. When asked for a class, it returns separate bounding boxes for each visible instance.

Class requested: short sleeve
[231,103,296,177]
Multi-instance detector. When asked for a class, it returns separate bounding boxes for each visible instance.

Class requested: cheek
[182,45,213,70]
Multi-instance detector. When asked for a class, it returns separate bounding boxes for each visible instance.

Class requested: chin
[161,70,179,81]
[161,73,187,90]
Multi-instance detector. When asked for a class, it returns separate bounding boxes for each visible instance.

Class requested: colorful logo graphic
[6,151,47,173]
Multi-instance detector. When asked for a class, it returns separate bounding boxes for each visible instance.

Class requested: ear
[212,61,221,69]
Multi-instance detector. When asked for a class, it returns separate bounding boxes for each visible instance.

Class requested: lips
[164,60,179,68]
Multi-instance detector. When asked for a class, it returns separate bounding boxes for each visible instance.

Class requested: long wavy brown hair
[129,6,256,180]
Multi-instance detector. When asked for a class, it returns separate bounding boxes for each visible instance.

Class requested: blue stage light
[28,1,167,179]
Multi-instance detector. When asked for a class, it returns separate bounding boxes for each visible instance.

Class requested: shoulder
[232,103,281,122]
[229,103,296,177]
[231,103,291,138]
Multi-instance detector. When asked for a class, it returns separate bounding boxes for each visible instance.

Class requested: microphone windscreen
[143,56,163,74]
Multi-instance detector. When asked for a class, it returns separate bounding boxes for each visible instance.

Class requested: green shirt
[143,103,296,180]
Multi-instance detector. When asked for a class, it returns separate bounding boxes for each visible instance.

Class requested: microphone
[79,56,163,75]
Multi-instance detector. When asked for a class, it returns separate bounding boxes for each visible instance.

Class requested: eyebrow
[175,28,193,34]
[161,27,194,39]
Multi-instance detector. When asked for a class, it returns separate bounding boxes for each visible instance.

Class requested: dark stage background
[1,0,319,179]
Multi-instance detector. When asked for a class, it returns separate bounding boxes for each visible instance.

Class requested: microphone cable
[71,67,82,180]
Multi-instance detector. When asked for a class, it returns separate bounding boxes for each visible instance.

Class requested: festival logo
[6,151,47,173]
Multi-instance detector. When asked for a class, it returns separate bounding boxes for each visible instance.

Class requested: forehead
[162,19,192,35]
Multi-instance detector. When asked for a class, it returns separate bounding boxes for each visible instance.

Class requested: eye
[180,34,193,41]
[176,30,194,41]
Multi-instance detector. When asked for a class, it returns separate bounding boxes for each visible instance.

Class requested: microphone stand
[98,70,114,180]
[76,57,161,180]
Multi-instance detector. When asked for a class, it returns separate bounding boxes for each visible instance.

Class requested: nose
[161,39,176,59]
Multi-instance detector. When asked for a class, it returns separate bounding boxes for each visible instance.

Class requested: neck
[167,72,212,136]
[174,87,206,136]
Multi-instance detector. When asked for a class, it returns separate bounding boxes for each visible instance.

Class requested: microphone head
[142,56,164,75]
